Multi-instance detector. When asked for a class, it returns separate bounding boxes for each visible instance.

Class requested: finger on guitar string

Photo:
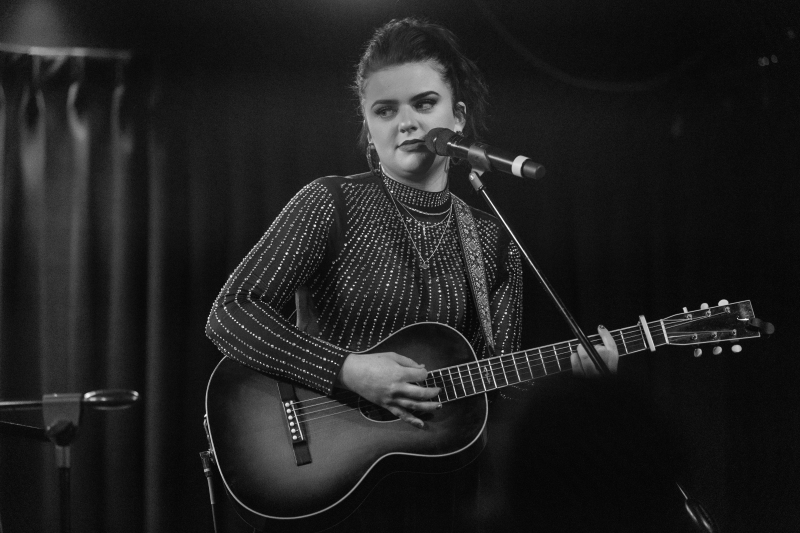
[336,351,441,429]
[597,325,619,373]
[570,347,588,375]
[393,381,441,401]
[395,397,442,414]
[571,325,620,378]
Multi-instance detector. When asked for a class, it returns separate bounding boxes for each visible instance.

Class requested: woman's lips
[397,140,426,151]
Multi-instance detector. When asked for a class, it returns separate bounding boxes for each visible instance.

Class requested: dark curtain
[0,51,150,532]
[0,45,798,532]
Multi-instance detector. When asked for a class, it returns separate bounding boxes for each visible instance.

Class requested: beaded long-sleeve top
[206,171,523,395]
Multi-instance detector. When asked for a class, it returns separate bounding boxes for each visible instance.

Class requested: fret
[445,367,459,399]
[523,350,535,381]
[618,328,629,355]
[493,357,509,388]
[454,365,468,397]
[550,346,561,373]
[542,345,562,375]
[511,353,522,383]
[480,361,496,391]
[474,362,488,393]
[460,363,476,396]
[472,362,484,393]
[432,369,450,402]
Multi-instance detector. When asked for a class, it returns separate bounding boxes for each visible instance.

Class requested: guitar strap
[452,196,496,357]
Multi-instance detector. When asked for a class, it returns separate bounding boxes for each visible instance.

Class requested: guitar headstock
[662,300,767,348]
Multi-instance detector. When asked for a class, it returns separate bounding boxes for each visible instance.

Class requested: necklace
[397,202,450,237]
[396,199,451,217]
[388,192,453,270]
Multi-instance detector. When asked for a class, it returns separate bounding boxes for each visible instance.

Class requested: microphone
[425,128,546,180]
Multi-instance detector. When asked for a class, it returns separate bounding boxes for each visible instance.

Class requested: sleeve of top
[205,180,350,395]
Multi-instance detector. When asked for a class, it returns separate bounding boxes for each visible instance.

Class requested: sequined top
[206,171,523,394]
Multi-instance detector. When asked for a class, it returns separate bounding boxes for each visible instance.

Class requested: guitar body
[205,322,488,533]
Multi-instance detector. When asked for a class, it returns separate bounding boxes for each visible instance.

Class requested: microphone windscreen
[425,128,456,155]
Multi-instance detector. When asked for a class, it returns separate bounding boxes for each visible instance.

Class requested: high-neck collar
[381,171,450,208]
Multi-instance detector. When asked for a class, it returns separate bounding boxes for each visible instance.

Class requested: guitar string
[287,312,728,415]
[253,317,741,439]
[291,325,647,411]
[297,312,722,413]
[290,316,732,421]
[291,324,658,417]
[294,327,737,427]
[291,328,640,417]
[292,327,651,421]
[275,328,741,441]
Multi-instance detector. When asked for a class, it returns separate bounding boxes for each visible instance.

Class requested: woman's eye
[375,107,396,118]
[416,99,436,111]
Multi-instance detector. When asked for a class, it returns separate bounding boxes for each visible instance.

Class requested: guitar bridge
[277,381,312,466]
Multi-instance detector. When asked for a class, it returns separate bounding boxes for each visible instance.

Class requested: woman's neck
[380,164,448,193]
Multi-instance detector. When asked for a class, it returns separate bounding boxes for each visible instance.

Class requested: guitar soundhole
[358,399,433,424]
[358,399,399,423]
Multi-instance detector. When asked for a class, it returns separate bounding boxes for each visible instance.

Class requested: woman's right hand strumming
[336,352,442,429]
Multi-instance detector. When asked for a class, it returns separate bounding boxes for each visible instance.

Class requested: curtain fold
[0,50,150,533]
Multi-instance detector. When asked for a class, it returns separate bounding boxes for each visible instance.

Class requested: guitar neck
[425,320,662,403]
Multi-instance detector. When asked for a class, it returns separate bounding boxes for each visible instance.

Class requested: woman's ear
[454,102,467,133]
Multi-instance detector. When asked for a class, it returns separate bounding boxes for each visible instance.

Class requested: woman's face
[362,61,465,187]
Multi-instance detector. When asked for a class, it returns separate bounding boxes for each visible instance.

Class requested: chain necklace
[395,199,451,217]
[388,191,453,270]
[397,203,450,238]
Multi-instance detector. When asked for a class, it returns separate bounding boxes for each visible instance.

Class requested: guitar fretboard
[423,321,668,403]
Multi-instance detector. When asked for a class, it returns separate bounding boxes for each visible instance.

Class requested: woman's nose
[397,106,418,133]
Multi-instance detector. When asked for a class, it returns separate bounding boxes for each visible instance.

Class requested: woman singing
[206,17,617,532]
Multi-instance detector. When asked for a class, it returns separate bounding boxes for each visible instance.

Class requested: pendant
[420,261,429,270]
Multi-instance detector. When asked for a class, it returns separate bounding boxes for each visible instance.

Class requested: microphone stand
[466,160,718,532]
[466,169,611,376]
[0,389,140,533]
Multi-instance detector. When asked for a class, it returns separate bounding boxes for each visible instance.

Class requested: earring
[366,142,381,176]
[447,131,466,174]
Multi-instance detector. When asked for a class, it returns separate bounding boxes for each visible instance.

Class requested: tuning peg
[718,299,729,306]
[731,344,742,353]
[700,303,709,310]
[712,346,722,355]
[693,348,702,357]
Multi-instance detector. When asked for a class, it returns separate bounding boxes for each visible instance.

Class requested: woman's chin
[387,155,443,180]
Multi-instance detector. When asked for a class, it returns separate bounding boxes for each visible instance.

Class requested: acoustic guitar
[204,300,768,532]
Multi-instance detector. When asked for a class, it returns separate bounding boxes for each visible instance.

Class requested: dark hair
[354,18,489,149]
